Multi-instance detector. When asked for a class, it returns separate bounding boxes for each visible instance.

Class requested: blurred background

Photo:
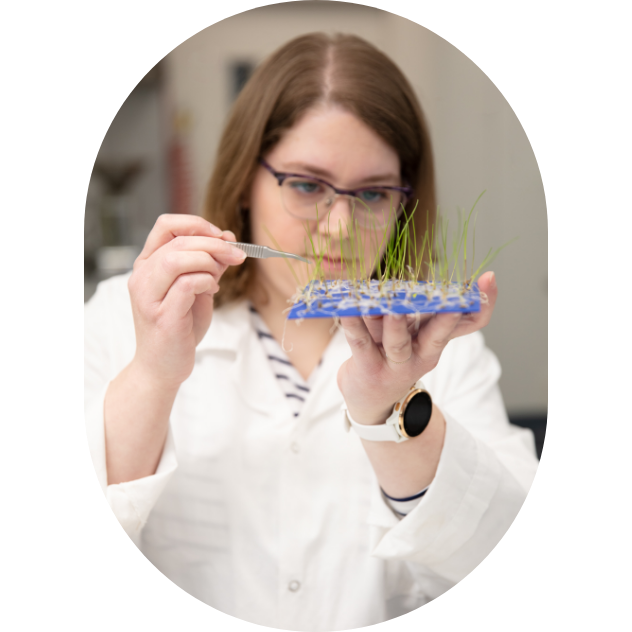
[84,1,547,456]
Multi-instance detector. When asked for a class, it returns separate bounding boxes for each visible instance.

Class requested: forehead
[266,104,400,184]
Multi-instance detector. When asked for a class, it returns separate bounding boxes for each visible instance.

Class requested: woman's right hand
[127,213,247,389]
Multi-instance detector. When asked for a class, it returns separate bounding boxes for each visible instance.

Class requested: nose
[317,194,355,238]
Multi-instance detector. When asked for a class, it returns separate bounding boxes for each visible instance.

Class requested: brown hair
[203,32,436,308]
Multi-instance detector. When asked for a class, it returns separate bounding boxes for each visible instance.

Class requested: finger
[406,312,433,338]
[138,214,224,261]
[413,311,462,367]
[382,313,413,364]
[363,312,431,345]
[160,272,219,322]
[132,238,246,303]
[477,271,498,312]
[451,271,498,338]
[362,315,384,344]
[144,250,225,303]
[162,235,247,266]
[338,316,384,374]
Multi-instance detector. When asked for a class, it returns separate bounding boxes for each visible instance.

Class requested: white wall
[163,1,547,415]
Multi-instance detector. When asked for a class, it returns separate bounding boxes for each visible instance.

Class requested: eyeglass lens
[280,176,402,227]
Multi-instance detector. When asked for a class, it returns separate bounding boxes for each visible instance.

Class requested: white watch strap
[341,380,427,443]
[343,405,405,442]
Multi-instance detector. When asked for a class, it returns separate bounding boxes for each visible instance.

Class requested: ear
[239,183,252,211]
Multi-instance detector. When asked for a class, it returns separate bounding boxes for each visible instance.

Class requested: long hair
[204,32,436,308]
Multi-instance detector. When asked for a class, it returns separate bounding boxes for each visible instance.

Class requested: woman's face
[246,104,402,304]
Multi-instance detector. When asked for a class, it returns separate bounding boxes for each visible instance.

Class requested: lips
[307,254,344,262]
[318,256,348,273]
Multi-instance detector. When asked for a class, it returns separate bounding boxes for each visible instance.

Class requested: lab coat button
[288,580,301,592]
[291,442,300,453]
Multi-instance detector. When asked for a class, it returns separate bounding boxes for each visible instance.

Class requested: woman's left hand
[337,271,498,425]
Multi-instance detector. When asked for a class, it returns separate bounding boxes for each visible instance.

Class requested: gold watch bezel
[397,388,431,439]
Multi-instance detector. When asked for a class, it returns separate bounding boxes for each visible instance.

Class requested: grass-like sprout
[432,191,517,291]
[285,191,512,317]
[263,225,304,288]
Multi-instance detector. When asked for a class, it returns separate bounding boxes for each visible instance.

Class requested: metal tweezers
[232,242,309,264]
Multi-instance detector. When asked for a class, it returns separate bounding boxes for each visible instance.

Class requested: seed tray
[287,280,481,319]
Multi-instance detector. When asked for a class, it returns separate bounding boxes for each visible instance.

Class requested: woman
[85,33,538,631]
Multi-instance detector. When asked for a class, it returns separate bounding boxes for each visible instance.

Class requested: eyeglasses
[259,158,413,228]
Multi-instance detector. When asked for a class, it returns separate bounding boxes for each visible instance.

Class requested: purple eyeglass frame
[259,158,413,204]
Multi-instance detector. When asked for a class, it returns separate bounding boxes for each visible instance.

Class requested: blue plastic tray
[287,280,481,319]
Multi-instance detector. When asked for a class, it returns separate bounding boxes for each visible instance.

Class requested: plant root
[281,315,294,353]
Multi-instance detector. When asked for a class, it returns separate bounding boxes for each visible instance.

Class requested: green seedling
[285,191,512,316]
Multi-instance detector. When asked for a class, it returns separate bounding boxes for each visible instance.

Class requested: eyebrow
[280,161,400,186]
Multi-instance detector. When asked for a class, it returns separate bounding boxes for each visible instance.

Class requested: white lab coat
[84,273,538,632]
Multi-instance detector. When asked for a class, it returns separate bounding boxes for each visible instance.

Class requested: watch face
[402,391,432,437]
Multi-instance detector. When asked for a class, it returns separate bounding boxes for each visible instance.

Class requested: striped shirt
[249,303,427,516]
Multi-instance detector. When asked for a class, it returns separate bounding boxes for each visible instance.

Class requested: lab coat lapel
[300,327,352,423]
[198,301,353,421]
[198,300,289,418]
[229,321,290,417]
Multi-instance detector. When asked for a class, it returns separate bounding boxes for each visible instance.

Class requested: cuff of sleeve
[382,486,429,517]
[106,427,178,537]
[85,383,110,494]
[367,411,501,567]
[85,381,179,537]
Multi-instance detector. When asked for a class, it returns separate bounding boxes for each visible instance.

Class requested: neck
[248,280,335,382]
[249,292,334,339]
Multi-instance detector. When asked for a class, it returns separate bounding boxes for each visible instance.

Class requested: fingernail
[489,272,496,288]
[208,223,223,237]
[223,230,236,241]
[232,247,247,260]
[393,313,403,320]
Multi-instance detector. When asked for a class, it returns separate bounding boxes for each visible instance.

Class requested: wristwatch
[342,381,433,443]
